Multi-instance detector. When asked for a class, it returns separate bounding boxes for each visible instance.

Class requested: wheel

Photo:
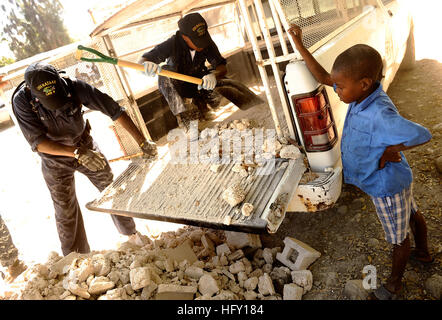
[400,22,415,71]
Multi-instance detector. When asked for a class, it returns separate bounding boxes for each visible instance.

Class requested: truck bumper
[287,165,342,212]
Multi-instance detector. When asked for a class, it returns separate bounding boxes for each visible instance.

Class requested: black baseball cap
[24,62,69,111]
[178,13,211,49]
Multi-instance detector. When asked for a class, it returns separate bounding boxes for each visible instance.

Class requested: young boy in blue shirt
[288,25,433,300]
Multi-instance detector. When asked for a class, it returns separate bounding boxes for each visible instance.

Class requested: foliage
[1,0,72,60]
[0,56,15,67]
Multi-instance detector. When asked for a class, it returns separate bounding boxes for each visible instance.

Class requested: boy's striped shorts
[371,184,417,245]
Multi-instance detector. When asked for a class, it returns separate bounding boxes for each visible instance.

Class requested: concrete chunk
[225,231,262,249]
[276,237,321,271]
[88,276,115,295]
[130,267,157,291]
[291,270,313,292]
[258,273,275,296]
[155,284,197,300]
[216,243,231,256]
[283,283,303,300]
[68,283,91,299]
[201,235,215,253]
[184,266,204,280]
[162,239,197,264]
[229,261,245,274]
[222,183,246,207]
[49,252,81,275]
[244,277,258,291]
[198,274,220,297]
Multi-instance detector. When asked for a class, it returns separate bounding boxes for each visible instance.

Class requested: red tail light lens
[293,88,337,152]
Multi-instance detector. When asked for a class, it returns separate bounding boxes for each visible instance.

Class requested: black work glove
[74,146,107,172]
[140,140,158,161]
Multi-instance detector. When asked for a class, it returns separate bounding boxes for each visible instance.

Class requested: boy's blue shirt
[336,82,431,197]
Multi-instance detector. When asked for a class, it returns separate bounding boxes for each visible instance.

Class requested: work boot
[4,259,27,284]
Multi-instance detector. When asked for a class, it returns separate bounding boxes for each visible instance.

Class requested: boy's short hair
[332,44,383,81]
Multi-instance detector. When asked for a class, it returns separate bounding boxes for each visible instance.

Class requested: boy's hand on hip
[379,146,402,169]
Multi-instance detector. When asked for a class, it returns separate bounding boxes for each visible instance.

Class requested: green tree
[1,0,72,61]
[0,56,15,67]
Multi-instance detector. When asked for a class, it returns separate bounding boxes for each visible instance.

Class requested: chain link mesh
[278,0,367,49]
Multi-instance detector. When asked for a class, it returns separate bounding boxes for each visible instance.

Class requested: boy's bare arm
[288,25,333,86]
[379,141,430,169]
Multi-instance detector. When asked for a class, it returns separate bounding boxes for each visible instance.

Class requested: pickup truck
[83,0,415,234]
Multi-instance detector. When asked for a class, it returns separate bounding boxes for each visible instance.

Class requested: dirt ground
[260,59,442,300]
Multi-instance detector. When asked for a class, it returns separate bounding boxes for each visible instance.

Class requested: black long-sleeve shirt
[142,31,227,78]
[12,78,124,154]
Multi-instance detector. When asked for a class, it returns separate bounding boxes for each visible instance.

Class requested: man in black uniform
[12,62,157,256]
[139,13,228,129]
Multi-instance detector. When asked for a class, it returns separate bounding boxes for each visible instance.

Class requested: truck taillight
[293,87,337,152]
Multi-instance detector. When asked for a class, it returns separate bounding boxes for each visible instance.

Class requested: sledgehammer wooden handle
[109,152,143,163]
[117,59,203,85]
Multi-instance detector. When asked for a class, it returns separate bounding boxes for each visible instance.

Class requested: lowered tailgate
[86,157,305,233]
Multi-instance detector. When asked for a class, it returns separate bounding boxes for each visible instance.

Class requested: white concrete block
[276,237,321,271]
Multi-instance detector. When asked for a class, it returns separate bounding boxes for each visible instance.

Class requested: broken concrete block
[216,243,231,256]
[107,270,120,284]
[258,273,275,296]
[162,239,198,265]
[155,284,197,300]
[276,237,321,271]
[241,203,254,217]
[88,276,115,295]
[229,261,245,274]
[222,183,246,207]
[228,249,244,261]
[279,145,302,160]
[198,274,220,297]
[244,290,258,300]
[263,264,273,274]
[92,254,111,276]
[141,283,158,300]
[220,255,228,266]
[68,283,91,299]
[123,284,134,296]
[49,252,81,275]
[244,277,258,291]
[237,271,248,284]
[283,283,303,300]
[291,270,313,292]
[98,288,127,300]
[201,235,215,253]
[225,231,262,249]
[77,260,94,283]
[184,266,204,280]
[130,267,156,291]
[262,248,275,265]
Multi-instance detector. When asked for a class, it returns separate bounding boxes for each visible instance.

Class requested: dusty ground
[260,59,442,300]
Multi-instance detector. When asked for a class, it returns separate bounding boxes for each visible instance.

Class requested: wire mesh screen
[278,0,366,49]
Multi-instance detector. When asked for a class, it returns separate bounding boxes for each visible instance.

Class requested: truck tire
[400,23,415,71]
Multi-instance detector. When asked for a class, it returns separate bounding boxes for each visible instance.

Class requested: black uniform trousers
[41,135,136,256]
[158,66,220,116]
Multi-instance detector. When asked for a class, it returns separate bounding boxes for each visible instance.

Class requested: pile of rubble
[1,226,321,300]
